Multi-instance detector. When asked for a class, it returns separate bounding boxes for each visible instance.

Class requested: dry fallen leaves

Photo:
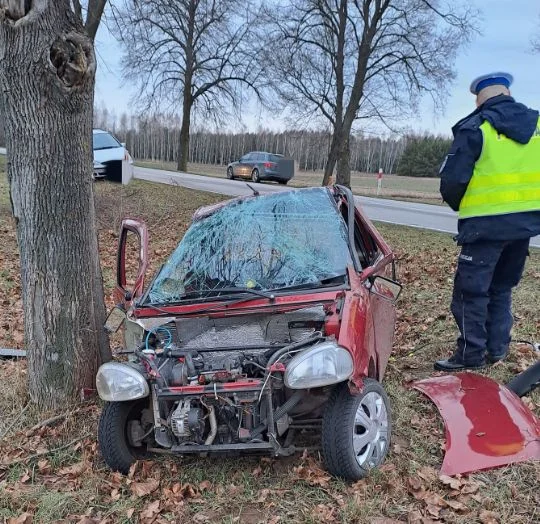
[8,513,33,524]
[292,454,331,488]
[58,461,87,478]
[140,499,160,521]
[131,478,160,497]
[311,503,338,523]
[417,466,438,483]
[479,509,499,524]
[439,474,461,490]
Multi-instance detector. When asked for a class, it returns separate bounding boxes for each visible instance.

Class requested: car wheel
[98,400,152,474]
[322,379,391,481]
[278,180,288,185]
[251,169,261,183]
[506,361,540,397]
[227,167,234,180]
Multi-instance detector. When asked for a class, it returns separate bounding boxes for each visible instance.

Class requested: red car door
[338,200,400,385]
[114,218,149,307]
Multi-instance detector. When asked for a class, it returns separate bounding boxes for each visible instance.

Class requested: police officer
[435,72,540,371]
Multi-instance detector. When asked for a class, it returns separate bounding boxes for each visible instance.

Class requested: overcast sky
[94,0,540,137]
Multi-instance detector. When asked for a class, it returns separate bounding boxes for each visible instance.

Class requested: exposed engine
[139,306,329,447]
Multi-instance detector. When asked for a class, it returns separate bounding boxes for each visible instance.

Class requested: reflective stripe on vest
[458,117,540,219]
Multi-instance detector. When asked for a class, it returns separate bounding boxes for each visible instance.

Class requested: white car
[93,129,134,183]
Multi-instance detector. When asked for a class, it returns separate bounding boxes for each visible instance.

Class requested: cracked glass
[145,188,352,304]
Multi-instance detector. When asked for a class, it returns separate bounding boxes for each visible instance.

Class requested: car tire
[322,379,391,481]
[251,169,261,183]
[506,361,540,397]
[278,180,288,185]
[227,167,234,180]
[98,400,150,474]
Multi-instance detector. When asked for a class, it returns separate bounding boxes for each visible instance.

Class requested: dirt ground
[0,168,538,523]
[135,160,443,205]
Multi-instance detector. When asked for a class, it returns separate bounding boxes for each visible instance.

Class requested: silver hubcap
[352,391,389,468]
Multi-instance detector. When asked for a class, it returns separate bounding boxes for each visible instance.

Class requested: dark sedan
[227,151,294,184]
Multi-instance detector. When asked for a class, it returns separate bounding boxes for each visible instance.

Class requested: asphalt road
[0,152,537,248]
[134,166,540,248]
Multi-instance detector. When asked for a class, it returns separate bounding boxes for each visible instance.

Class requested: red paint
[134,292,339,319]
[115,191,400,391]
[269,362,286,372]
[167,385,205,393]
[221,380,261,390]
[114,219,148,304]
[166,379,262,394]
[413,373,540,476]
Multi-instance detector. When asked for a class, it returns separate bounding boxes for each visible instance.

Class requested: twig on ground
[30,413,66,432]
[0,402,30,440]
[1,433,92,466]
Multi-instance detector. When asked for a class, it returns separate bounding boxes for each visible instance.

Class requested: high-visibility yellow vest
[459,117,540,218]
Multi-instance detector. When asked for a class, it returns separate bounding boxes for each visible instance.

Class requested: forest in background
[92,109,451,177]
[0,108,451,178]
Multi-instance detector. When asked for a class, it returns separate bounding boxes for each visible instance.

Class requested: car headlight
[284,341,353,389]
[96,362,149,402]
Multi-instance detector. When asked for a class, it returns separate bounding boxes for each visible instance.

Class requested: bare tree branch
[71,0,83,24]
[261,0,478,186]
[85,0,107,40]
[115,0,264,170]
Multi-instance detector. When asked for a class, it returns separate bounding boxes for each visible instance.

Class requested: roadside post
[377,168,383,195]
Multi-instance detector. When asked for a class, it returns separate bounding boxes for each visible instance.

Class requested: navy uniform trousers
[451,238,530,365]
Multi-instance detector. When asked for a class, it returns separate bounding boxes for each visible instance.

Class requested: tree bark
[177,96,192,172]
[322,126,342,186]
[0,1,110,410]
[336,132,351,188]
[322,141,338,186]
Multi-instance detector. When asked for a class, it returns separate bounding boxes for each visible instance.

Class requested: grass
[0,165,538,523]
[135,159,443,205]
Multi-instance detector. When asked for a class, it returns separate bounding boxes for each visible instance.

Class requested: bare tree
[114,0,262,172]
[0,0,110,409]
[263,0,477,186]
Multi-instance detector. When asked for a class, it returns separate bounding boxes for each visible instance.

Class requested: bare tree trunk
[177,103,191,171]
[322,130,341,186]
[0,1,110,410]
[336,133,351,187]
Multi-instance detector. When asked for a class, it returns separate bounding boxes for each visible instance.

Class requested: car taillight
[264,162,276,168]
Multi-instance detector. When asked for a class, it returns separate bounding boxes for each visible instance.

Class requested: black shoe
[434,357,486,372]
[487,350,508,364]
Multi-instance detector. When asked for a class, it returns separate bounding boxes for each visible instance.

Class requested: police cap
[469,72,513,95]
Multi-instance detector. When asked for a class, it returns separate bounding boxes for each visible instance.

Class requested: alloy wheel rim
[352,391,389,468]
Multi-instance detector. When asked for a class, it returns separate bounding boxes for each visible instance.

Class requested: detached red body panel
[413,373,540,476]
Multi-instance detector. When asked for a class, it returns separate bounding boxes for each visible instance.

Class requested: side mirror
[369,275,402,301]
[104,306,127,334]
[121,142,126,147]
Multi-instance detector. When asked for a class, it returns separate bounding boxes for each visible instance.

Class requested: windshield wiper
[146,286,275,307]
[201,287,275,300]
[271,274,348,293]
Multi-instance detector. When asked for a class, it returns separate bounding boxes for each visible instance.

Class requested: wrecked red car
[96,186,401,480]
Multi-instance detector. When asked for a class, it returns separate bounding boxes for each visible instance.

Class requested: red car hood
[413,373,540,476]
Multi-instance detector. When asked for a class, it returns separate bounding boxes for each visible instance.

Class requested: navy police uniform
[435,73,540,370]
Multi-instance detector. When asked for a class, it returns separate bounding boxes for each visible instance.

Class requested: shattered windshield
[145,188,352,304]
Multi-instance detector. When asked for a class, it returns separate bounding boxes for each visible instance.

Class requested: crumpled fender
[412,372,540,476]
